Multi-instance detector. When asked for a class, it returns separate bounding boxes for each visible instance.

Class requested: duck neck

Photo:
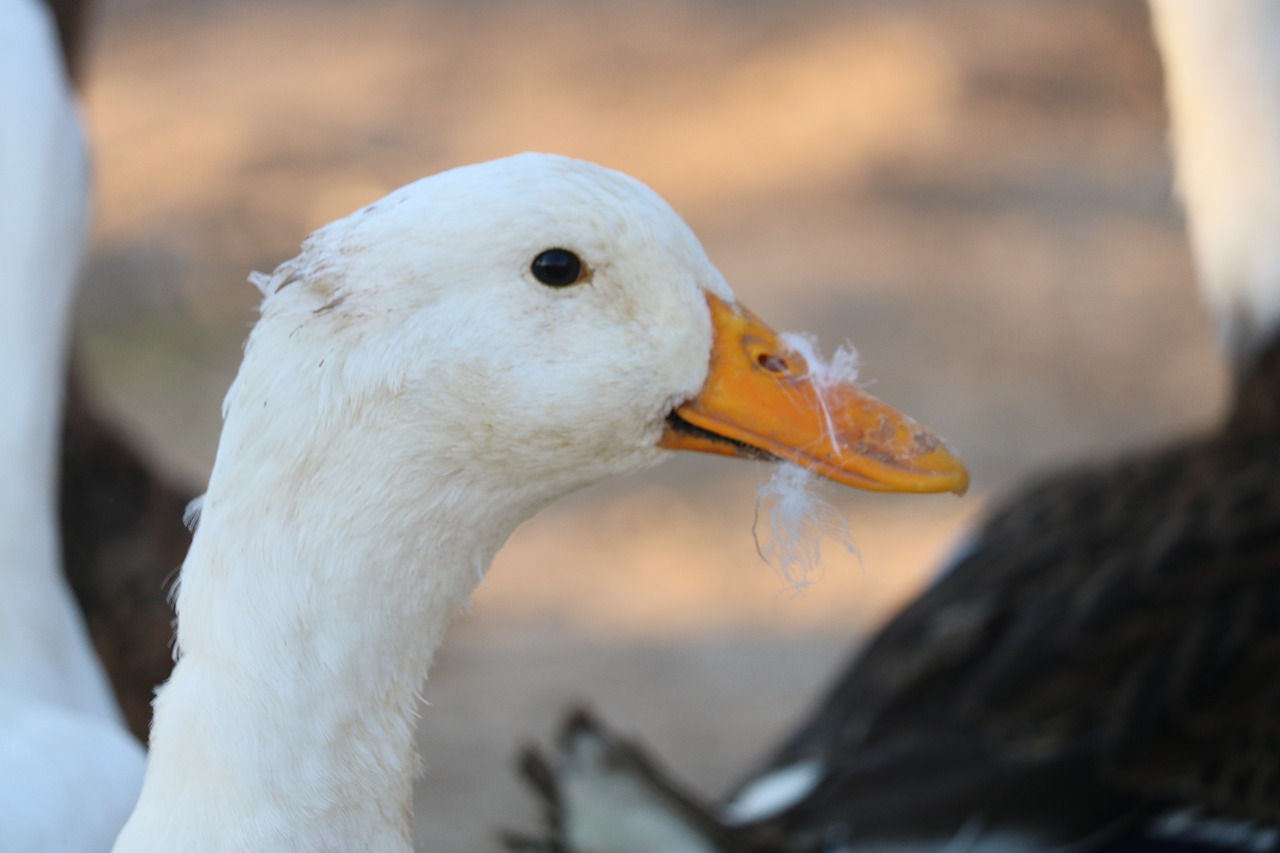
[115,410,532,851]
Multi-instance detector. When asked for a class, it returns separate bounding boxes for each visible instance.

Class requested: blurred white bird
[0,0,146,848]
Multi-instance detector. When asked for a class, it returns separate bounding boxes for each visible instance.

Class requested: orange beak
[660,293,969,495]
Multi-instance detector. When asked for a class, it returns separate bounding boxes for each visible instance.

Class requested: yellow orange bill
[660,293,969,495]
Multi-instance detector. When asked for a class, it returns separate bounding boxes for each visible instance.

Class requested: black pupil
[532,249,583,287]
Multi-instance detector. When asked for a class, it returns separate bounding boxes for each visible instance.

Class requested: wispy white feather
[754,464,859,590]
[752,333,861,588]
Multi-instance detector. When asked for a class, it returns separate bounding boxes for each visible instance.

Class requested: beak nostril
[757,353,790,373]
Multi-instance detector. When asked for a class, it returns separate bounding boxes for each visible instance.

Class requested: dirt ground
[75,0,1225,848]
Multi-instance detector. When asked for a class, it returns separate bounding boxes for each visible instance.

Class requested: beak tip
[942,458,970,497]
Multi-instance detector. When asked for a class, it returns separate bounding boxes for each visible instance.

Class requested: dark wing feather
[745,346,1280,847]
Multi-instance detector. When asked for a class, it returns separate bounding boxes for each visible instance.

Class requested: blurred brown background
[74,0,1221,848]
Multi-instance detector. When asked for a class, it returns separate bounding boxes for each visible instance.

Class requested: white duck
[110,153,967,851]
[0,0,147,848]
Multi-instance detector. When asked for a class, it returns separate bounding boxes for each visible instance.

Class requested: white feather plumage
[0,0,145,848]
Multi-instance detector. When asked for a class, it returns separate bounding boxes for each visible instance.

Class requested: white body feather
[723,760,822,825]
[113,154,735,851]
[0,0,146,848]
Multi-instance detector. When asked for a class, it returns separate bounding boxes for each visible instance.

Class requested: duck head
[234,153,966,519]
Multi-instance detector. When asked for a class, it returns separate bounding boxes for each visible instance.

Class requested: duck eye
[531,248,586,288]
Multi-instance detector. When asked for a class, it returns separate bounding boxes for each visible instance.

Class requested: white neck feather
[0,0,119,724]
[115,317,560,851]
[1149,0,1280,365]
